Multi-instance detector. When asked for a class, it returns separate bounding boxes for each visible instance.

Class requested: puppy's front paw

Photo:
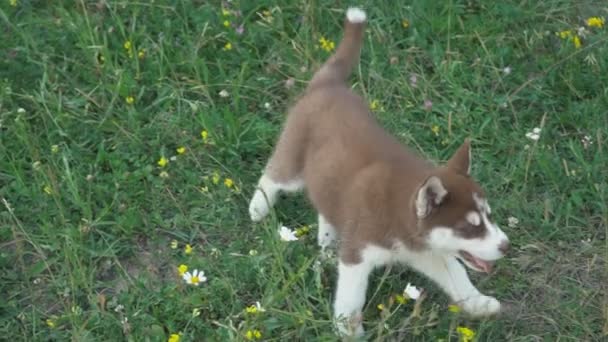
[248,190,269,222]
[460,295,501,317]
[334,314,364,339]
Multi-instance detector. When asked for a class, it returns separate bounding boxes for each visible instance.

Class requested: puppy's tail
[308,7,367,89]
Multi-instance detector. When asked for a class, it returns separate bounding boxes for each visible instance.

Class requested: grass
[1,0,607,340]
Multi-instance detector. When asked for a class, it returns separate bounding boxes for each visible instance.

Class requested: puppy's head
[415,140,509,273]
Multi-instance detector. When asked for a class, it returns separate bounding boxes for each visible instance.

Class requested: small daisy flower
[456,326,475,342]
[278,225,298,241]
[184,244,193,255]
[157,157,169,167]
[183,269,206,286]
[525,127,541,141]
[557,29,572,39]
[168,333,181,342]
[507,216,519,228]
[224,178,234,188]
[222,42,233,51]
[170,240,178,249]
[219,89,230,98]
[178,264,188,276]
[245,329,262,340]
[404,283,421,300]
[581,135,593,149]
[125,96,135,105]
[176,147,186,154]
[586,16,605,28]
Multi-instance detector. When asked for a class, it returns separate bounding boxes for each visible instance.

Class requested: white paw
[460,295,501,317]
[248,190,269,222]
[334,314,364,339]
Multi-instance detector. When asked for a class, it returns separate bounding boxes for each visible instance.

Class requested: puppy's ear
[446,139,471,175]
[416,176,448,218]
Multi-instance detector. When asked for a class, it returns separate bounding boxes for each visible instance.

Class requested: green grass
[1,0,607,341]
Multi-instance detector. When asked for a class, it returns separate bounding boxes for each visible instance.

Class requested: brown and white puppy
[248,7,509,337]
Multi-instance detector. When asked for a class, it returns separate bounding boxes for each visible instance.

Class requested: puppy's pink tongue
[475,258,494,273]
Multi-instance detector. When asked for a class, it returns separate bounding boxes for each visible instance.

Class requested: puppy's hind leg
[249,117,306,222]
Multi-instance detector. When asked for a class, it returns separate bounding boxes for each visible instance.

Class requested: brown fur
[262,13,488,264]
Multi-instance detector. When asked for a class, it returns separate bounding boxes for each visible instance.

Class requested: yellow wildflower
[223,20,230,27]
[223,42,233,51]
[222,9,231,16]
[51,145,59,153]
[157,157,169,167]
[245,329,262,340]
[245,305,258,314]
[402,19,410,29]
[295,225,310,237]
[184,244,193,255]
[395,294,407,305]
[212,171,220,184]
[369,100,380,111]
[123,40,132,50]
[138,49,145,59]
[456,326,475,342]
[377,303,385,311]
[125,96,135,105]
[572,35,582,49]
[168,333,180,342]
[557,30,572,39]
[224,178,234,188]
[431,125,440,136]
[170,240,178,249]
[10,0,17,7]
[176,147,186,154]
[178,264,188,276]
[46,318,56,328]
[201,130,209,143]
[318,37,335,52]
[448,304,461,313]
[43,185,52,195]
[586,16,605,28]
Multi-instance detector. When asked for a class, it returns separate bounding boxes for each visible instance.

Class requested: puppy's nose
[498,240,510,255]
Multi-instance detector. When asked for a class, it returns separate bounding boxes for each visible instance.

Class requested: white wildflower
[404,283,421,300]
[278,225,298,242]
[507,216,519,228]
[183,269,207,286]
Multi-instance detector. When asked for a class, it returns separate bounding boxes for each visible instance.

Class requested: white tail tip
[346,7,366,23]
